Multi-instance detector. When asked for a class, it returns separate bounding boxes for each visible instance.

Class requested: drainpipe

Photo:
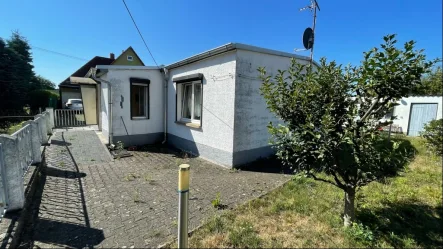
[161,67,169,144]
[91,69,113,145]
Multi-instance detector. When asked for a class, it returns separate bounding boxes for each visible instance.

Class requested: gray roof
[165,43,319,70]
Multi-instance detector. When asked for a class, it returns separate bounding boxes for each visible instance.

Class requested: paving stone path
[20,131,290,248]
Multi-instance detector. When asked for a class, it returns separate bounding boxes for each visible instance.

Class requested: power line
[32,46,88,61]
[122,0,159,68]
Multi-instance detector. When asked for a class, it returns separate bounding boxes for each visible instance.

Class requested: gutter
[91,68,113,145]
[161,67,169,144]
[96,65,160,70]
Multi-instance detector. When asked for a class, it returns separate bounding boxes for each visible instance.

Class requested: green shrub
[345,222,375,246]
[207,215,225,233]
[421,119,443,156]
[28,90,59,112]
[228,221,262,248]
[211,192,223,209]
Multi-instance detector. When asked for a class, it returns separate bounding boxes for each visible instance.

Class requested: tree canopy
[413,66,443,96]
[0,31,54,113]
[33,75,56,90]
[259,34,438,226]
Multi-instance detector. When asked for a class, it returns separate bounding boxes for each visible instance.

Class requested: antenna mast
[300,0,320,66]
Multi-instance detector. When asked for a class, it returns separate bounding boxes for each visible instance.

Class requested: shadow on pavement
[238,156,294,174]
[44,167,87,179]
[18,132,104,248]
[49,139,71,147]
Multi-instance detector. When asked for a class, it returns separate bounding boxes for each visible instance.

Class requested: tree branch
[361,98,380,121]
[372,97,393,116]
[331,170,346,189]
[331,152,348,189]
[307,173,340,188]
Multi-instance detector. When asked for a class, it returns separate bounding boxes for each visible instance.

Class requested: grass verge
[183,136,442,248]
[0,121,27,135]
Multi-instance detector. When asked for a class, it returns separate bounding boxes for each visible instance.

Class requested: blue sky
[1,0,441,85]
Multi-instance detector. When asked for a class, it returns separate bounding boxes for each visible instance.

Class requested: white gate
[54,109,86,128]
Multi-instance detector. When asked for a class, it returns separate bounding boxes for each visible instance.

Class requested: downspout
[91,69,113,145]
[161,67,169,144]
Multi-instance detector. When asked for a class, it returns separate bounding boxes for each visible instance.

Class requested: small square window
[127,55,133,61]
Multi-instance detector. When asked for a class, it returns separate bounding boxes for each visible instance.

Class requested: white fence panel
[0,144,8,219]
[54,109,86,128]
[11,124,33,175]
[0,107,54,215]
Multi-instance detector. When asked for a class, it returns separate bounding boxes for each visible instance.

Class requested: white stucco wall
[392,96,442,133]
[100,81,109,140]
[167,52,237,163]
[100,69,164,141]
[233,49,310,154]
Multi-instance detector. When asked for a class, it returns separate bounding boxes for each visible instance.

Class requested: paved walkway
[20,131,290,248]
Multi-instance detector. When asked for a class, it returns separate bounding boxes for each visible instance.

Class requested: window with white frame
[127,55,133,61]
[180,81,202,123]
[130,78,150,119]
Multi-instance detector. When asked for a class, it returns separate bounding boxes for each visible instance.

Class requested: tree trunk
[343,188,356,227]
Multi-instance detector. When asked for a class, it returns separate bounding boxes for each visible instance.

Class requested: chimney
[110,53,115,60]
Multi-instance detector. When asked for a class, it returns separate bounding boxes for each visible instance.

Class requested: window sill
[175,120,201,129]
[131,117,149,120]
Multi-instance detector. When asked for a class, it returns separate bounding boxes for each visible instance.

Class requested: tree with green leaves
[413,66,443,96]
[259,34,438,226]
[0,31,36,112]
[0,37,26,111]
[0,31,54,113]
[32,75,56,90]
[6,31,35,91]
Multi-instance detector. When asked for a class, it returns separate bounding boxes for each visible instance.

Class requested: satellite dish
[303,27,314,49]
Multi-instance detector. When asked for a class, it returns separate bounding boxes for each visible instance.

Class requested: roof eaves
[233,43,320,67]
[165,43,236,70]
[96,65,159,70]
[165,43,320,70]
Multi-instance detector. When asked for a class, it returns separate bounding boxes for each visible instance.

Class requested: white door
[407,103,438,136]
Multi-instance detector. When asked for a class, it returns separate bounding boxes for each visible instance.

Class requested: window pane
[139,86,145,116]
[131,84,147,117]
[182,84,192,119]
[193,84,202,120]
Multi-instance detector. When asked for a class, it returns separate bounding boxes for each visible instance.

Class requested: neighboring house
[383,96,442,136]
[111,46,145,66]
[57,47,145,127]
[59,56,114,107]
[92,43,317,168]
[58,47,144,108]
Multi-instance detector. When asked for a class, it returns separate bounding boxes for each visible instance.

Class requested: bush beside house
[421,119,443,156]
[28,89,59,113]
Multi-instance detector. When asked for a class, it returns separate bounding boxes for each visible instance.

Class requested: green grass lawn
[184,137,442,248]
[0,121,27,135]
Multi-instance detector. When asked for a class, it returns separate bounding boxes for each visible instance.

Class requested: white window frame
[131,82,149,119]
[180,81,202,124]
[127,55,134,61]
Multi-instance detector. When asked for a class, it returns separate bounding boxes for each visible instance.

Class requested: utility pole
[300,0,320,66]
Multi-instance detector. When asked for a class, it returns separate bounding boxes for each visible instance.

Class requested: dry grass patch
[179,136,442,248]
